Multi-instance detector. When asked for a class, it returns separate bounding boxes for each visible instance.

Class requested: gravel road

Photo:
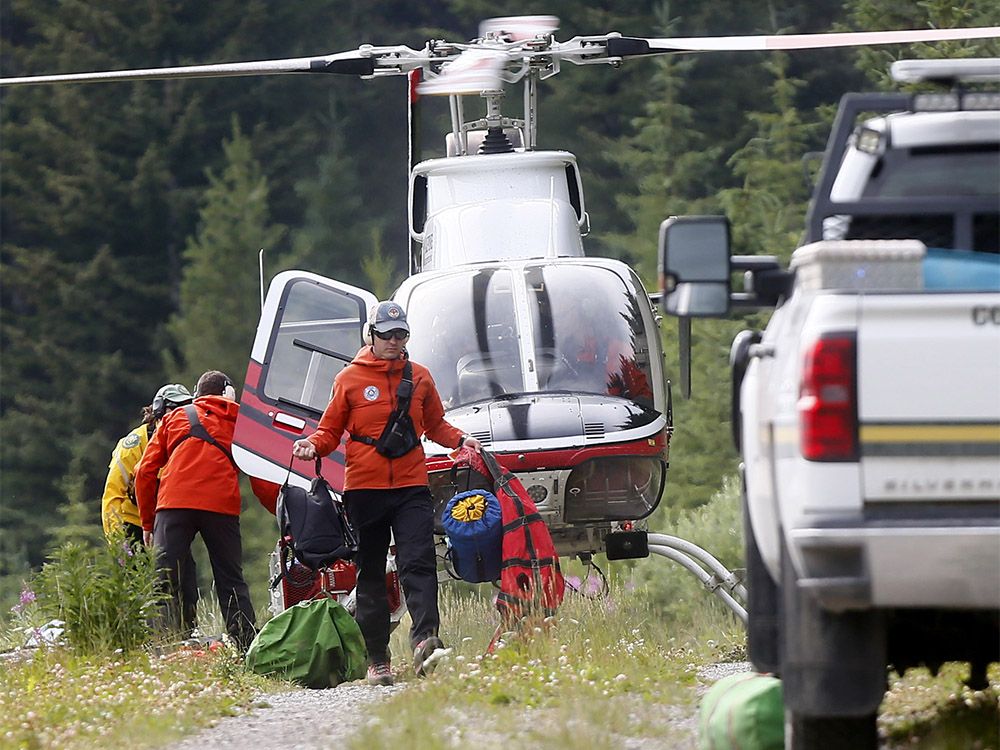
[165,683,406,750]
[164,662,754,750]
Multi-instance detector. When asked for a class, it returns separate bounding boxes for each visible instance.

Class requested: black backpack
[273,459,358,582]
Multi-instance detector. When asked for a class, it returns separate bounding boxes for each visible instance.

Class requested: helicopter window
[411,174,428,234]
[524,265,655,408]
[262,280,366,413]
[565,164,582,220]
[404,268,524,408]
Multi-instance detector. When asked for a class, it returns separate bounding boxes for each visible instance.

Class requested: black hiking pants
[345,485,439,664]
[153,508,257,651]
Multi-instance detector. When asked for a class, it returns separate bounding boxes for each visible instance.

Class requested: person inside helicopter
[530,269,653,407]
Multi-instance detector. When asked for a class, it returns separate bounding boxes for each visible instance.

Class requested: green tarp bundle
[245,598,367,689]
[699,672,783,750]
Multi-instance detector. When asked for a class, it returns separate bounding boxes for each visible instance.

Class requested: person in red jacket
[293,300,481,686]
[136,370,277,651]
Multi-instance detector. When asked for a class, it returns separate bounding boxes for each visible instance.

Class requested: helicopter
[3,17,998,571]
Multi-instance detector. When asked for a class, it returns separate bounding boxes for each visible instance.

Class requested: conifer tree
[286,95,381,285]
[846,0,1000,87]
[718,54,824,262]
[166,118,287,388]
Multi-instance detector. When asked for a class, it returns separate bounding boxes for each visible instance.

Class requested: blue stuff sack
[441,489,503,583]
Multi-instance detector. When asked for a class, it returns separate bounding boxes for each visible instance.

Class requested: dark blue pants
[345,485,439,664]
[153,508,256,651]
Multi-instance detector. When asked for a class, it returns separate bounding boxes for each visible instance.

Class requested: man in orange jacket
[293,301,481,686]
[136,370,277,651]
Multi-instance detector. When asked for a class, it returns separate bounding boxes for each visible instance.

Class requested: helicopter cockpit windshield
[525,265,654,408]
[403,261,656,411]
[404,268,524,408]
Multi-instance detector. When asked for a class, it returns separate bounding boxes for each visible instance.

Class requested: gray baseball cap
[370,301,410,334]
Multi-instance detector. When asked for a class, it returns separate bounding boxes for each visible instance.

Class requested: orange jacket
[135,396,278,530]
[307,348,464,491]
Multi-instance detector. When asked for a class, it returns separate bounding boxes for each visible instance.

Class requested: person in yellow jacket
[101,383,200,633]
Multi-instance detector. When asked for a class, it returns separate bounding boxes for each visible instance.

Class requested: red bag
[453,448,565,625]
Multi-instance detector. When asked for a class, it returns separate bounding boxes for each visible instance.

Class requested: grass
[0,643,271,749]
[1,480,996,749]
[881,664,1000,750]
[349,582,719,750]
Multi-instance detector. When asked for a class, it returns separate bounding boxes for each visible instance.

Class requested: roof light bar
[891,58,1000,85]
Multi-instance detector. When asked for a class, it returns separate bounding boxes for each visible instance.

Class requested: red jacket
[307,348,463,491]
[135,396,277,531]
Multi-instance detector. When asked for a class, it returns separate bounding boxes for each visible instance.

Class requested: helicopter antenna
[258,248,265,310]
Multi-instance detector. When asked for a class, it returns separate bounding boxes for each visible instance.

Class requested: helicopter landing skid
[646,532,748,624]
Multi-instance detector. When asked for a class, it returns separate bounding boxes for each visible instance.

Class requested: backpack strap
[350,360,414,445]
[283,455,323,482]
[397,360,414,411]
[175,404,238,470]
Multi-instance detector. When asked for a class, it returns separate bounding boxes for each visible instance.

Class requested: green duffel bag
[699,672,783,750]
[245,598,367,689]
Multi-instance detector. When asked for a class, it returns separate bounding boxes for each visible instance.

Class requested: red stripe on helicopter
[235,360,347,490]
[425,430,669,474]
[240,360,667,486]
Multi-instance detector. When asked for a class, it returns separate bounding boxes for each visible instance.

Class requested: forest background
[1,0,997,613]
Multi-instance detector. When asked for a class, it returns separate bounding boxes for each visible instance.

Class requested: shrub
[33,531,167,654]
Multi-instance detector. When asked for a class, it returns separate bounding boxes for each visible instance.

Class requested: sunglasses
[373,329,409,341]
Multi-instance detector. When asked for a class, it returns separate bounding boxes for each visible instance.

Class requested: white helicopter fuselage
[401,148,669,554]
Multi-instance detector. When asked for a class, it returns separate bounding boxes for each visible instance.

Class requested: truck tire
[780,539,884,750]
[785,711,878,750]
[743,487,780,674]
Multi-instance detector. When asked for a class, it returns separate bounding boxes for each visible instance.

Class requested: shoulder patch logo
[122,433,141,449]
[363,385,380,402]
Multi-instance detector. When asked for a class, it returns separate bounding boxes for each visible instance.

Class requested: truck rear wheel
[785,711,878,750]
[779,539,885,750]
[743,487,779,674]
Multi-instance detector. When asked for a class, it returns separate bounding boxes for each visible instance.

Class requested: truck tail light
[798,332,858,461]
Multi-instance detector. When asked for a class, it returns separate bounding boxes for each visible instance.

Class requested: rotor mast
[445,75,538,156]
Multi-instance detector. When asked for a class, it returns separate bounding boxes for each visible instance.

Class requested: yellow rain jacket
[101,423,150,534]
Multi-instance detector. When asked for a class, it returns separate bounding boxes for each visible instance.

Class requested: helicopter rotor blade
[0,47,431,87]
[479,15,559,42]
[606,26,1000,57]
[416,49,508,96]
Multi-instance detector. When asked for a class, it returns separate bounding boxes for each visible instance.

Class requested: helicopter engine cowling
[424,199,584,269]
[409,150,587,270]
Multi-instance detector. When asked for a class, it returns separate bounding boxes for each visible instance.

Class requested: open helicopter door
[233,270,377,490]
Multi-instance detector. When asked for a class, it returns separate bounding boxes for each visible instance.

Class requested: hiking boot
[413,636,449,677]
[366,661,394,687]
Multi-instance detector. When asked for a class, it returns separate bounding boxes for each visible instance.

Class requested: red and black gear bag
[454,447,565,622]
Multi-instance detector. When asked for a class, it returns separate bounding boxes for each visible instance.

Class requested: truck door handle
[749,343,776,359]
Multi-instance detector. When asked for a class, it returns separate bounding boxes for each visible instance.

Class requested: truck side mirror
[658,215,732,317]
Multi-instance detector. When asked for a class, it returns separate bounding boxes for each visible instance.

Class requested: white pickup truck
[660,59,1000,749]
